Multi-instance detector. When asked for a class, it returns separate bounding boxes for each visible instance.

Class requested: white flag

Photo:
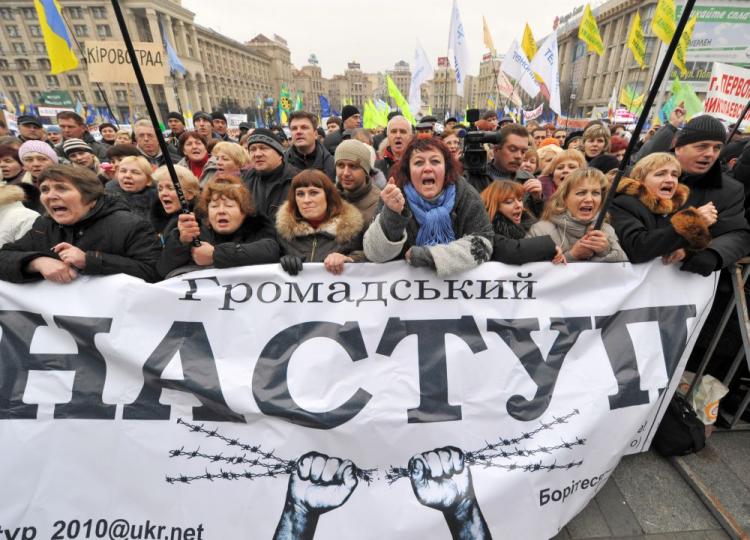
[448,0,471,97]
[409,41,434,115]
[500,39,540,98]
[529,29,561,114]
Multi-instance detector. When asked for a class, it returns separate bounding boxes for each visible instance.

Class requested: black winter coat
[105,181,158,221]
[242,161,299,219]
[0,195,160,282]
[157,213,280,278]
[490,213,556,265]
[678,161,750,272]
[285,142,335,180]
[610,178,711,264]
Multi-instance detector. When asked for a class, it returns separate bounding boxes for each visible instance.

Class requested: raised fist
[288,451,358,514]
[409,446,472,511]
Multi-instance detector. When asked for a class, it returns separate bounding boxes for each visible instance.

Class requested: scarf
[404,182,456,246]
[493,214,527,240]
[188,154,209,179]
[548,212,596,250]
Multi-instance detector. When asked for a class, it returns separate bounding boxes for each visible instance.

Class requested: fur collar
[0,185,26,206]
[276,200,363,243]
[617,177,689,215]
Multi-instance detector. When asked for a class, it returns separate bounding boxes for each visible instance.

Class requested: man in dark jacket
[55,111,109,162]
[17,115,47,144]
[374,115,412,177]
[243,129,299,219]
[165,111,186,155]
[286,111,335,180]
[133,119,181,167]
[671,116,750,275]
[211,111,237,142]
[486,123,544,216]
[323,105,361,154]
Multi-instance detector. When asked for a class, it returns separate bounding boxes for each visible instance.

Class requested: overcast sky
[182,0,587,77]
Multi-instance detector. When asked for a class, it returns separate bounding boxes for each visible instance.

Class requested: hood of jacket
[0,185,26,207]
[275,199,363,244]
[616,176,689,215]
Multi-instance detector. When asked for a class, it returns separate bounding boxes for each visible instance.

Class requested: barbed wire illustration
[166,409,585,486]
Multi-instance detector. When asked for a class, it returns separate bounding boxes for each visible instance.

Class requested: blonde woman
[610,152,712,264]
[150,165,201,239]
[212,141,249,176]
[527,168,627,262]
[538,149,586,199]
[105,155,157,220]
[582,123,611,162]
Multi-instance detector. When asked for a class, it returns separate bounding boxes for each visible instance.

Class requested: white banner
[224,113,248,129]
[524,103,545,121]
[704,62,750,130]
[0,261,716,539]
[529,29,561,115]
[501,39,541,99]
[38,106,74,117]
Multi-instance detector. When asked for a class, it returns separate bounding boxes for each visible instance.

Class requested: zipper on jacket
[310,236,317,262]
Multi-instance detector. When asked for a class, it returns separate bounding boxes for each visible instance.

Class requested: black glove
[406,246,436,269]
[680,249,720,277]
[280,255,304,276]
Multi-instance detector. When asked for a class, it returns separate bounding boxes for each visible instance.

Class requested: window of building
[0,59,7,70]
[67,7,84,20]
[37,58,50,70]
[0,8,13,21]
[9,91,22,104]
[34,42,45,53]
[94,90,105,102]
[20,7,36,20]
[68,74,81,86]
[29,25,41,37]
[91,6,107,19]
[115,90,128,102]
[3,75,16,87]
[6,25,19,37]
[74,25,87,37]
[31,91,43,101]
[74,91,86,102]
[46,75,60,88]
[24,75,37,87]
[15,59,29,70]
[96,24,111,38]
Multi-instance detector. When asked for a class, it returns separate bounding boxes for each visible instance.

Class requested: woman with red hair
[364,137,493,276]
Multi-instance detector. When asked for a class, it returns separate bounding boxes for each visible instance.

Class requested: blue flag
[160,18,186,75]
[319,95,331,117]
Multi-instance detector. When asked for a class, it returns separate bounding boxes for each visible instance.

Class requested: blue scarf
[404,182,457,246]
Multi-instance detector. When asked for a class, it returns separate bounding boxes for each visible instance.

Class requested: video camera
[460,108,502,175]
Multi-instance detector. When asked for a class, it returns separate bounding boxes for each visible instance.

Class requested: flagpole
[109,0,198,245]
[60,9,119,128]
[594,0,696,231]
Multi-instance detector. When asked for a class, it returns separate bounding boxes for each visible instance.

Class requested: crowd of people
[0,104,748,285]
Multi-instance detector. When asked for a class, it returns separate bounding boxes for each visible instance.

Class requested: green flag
[386,75,415,125]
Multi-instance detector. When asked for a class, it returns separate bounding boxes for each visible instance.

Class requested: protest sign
[704,62,750,129]
[0,261,716,539]
[85,40,167,85]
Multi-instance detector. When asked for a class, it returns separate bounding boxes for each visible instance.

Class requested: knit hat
[62,138,94,158]
[167,111,185,124]
[18,140,59,164]
[334,139,372,174]
[341,105,360,123]
[675,115,726,147]
[563,130,584,149]
[246,128,285,156]
[609,135,628,153]
[47,125,61,134]
[211,111,227,122]
[193,111,212,123]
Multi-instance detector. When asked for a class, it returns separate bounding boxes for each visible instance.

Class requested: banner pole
[726,98,750,142]
[593,0,696,231]
[109,0,198,244]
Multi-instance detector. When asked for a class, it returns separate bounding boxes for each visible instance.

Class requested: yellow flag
[626,11,646,69]
[386,75,415,125]
[652,0,676,45]
[673,16,697,76]
[521,23,537,62]
[34,0,80,74]
[483,16,496,56]
[578,4,604,56]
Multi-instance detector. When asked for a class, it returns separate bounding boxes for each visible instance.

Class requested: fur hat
[334,139,372,174]
[18,140,59,164]
[62,138,94,158]
[246,128,285,156]
[675,115,726,147]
